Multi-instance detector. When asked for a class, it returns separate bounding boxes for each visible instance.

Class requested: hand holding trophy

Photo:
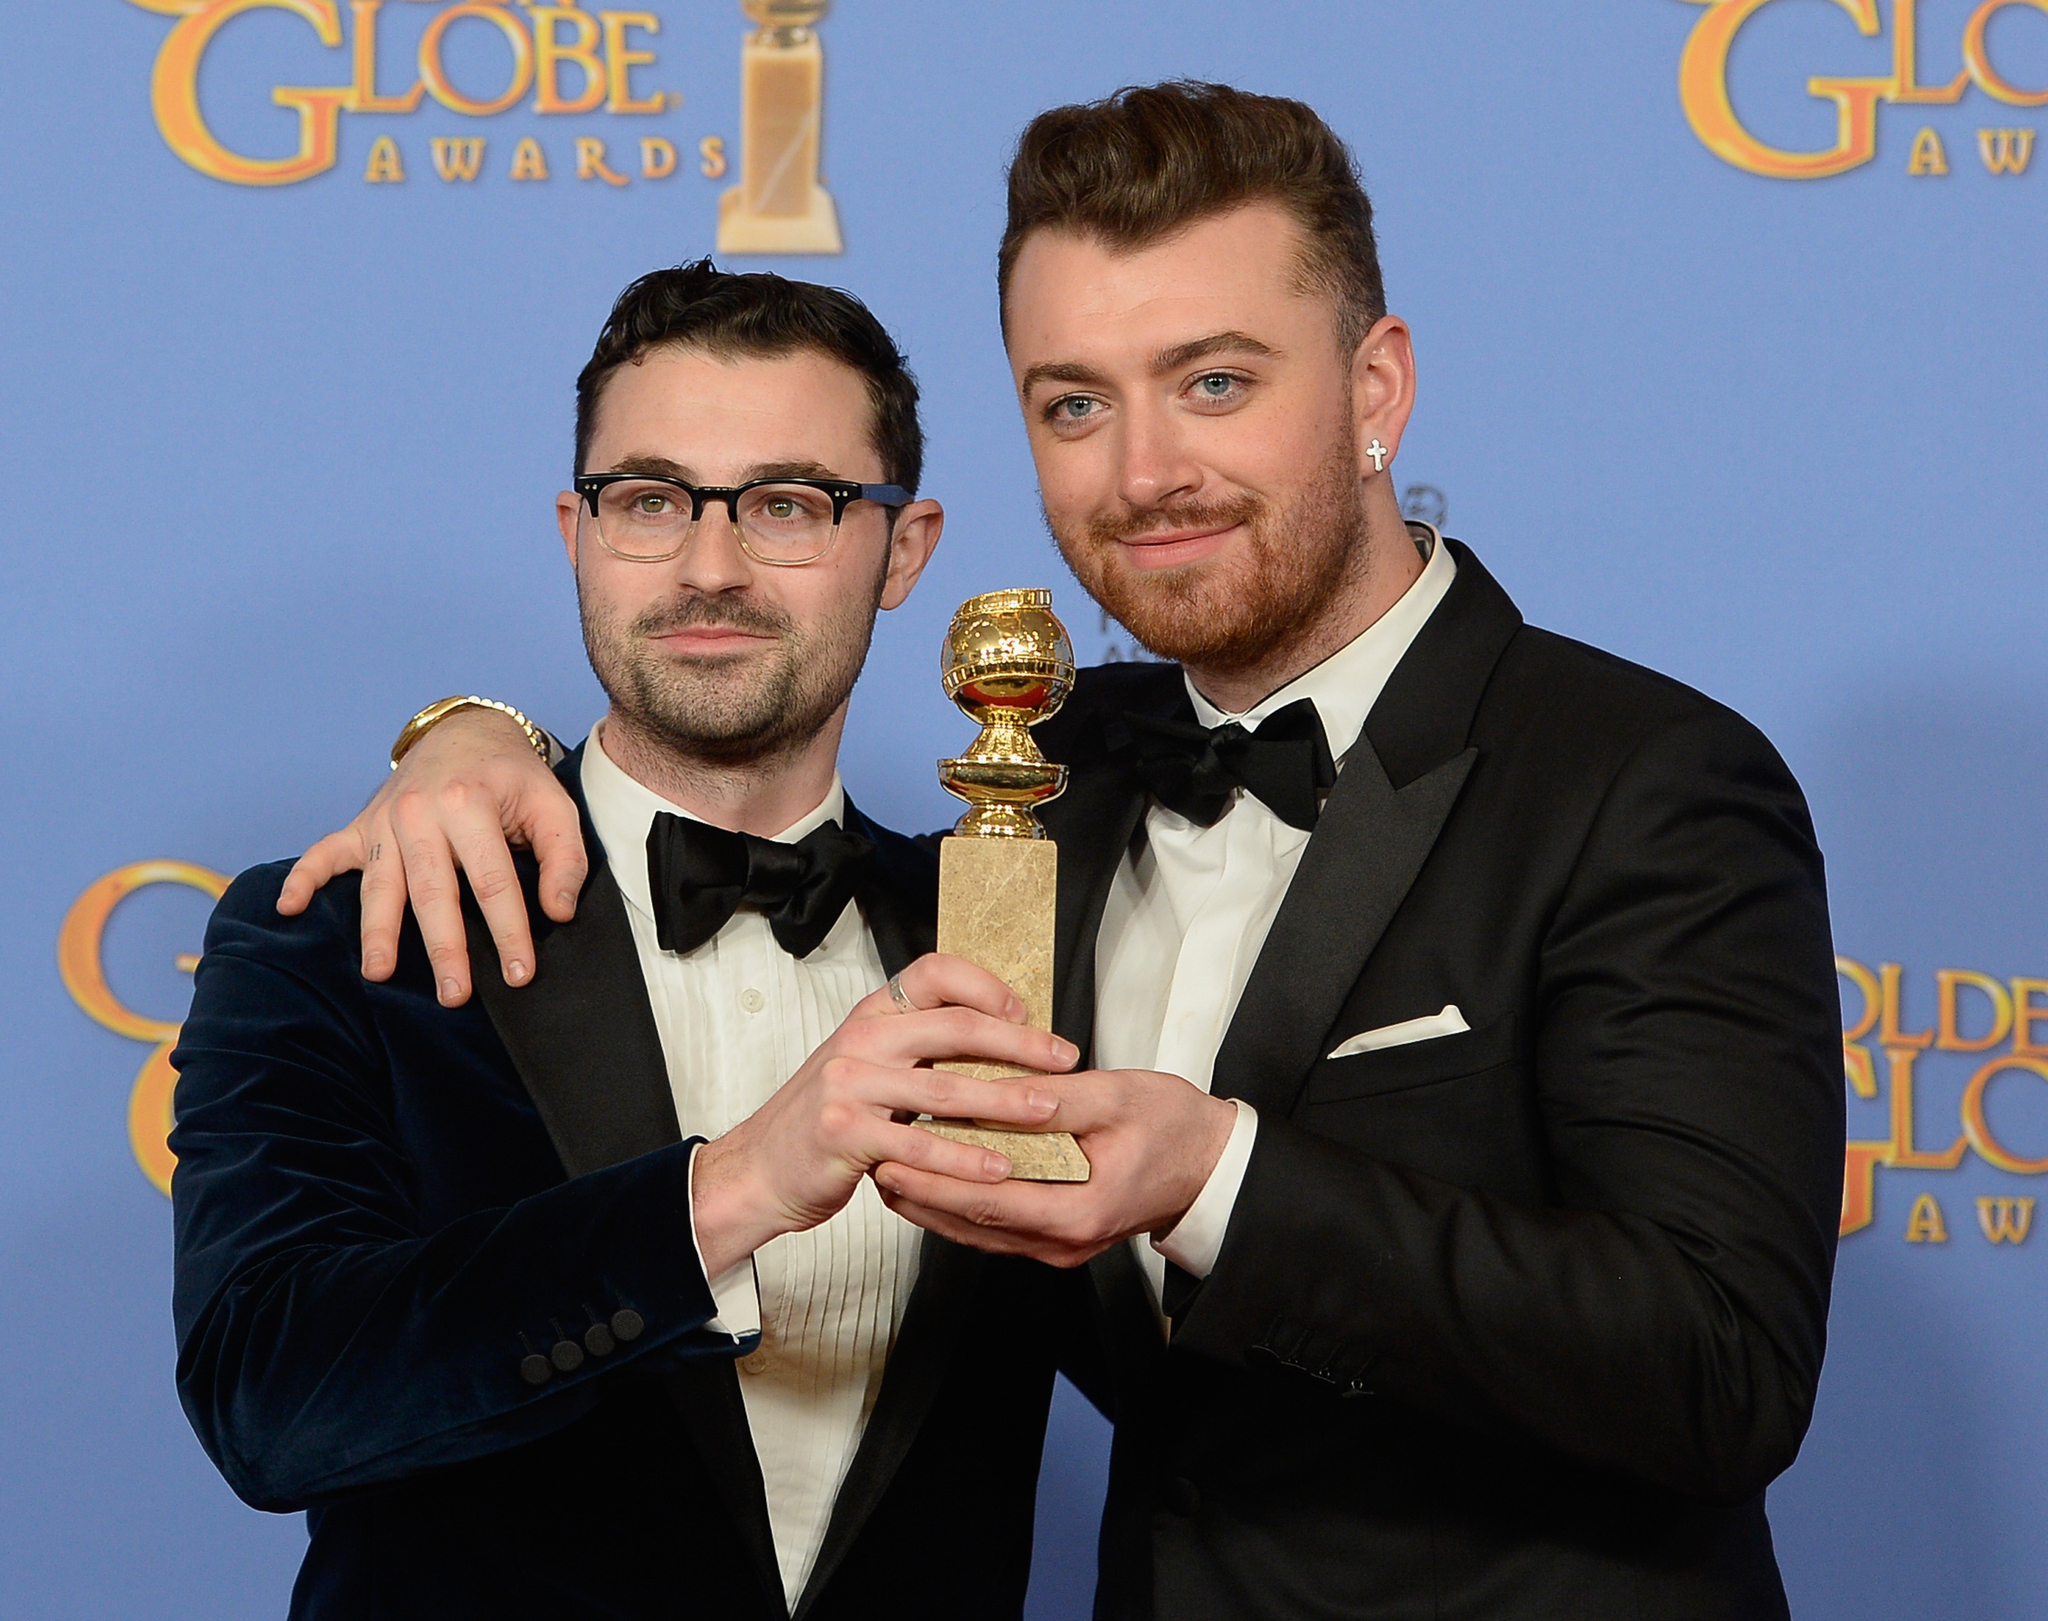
[915,591,1090,1182]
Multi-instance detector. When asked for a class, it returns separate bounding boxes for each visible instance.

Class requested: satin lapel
[841,797,938,978]
[465,853,678,1177]
[1209,739,1476,1118]
[787,806,959,1615]
[464,754,784,1613]
[659,1360,785,1615]
[1207,539,1521,1121]
[1043,770,1146,1054]
[790,1232,983,1620]
[1038,670,1185,1054]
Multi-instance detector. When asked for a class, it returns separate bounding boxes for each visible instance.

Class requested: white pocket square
[1326,1005,1470,1061]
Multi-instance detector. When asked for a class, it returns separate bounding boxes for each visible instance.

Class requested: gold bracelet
[390,696,553,771]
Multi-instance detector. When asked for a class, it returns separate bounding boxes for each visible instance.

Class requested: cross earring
[1367,439,1389,473]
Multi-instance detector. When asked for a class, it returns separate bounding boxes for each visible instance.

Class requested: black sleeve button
[519,1353,553,1386]
[550,1338,585,1373]
[584,1321,617,1357]
[611,1308,644,1342]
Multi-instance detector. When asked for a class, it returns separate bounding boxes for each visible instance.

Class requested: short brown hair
[997,81,1386,351]
[576,259,922,495]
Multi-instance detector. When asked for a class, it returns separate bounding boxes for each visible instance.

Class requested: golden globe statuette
[717,0,844,256]
[917,590,1090,1182]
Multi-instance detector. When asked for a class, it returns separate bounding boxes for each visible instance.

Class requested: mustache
[1083,494,1265,549]
[631,593,793,640]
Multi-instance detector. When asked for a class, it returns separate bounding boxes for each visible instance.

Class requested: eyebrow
[598,455,844,484]
[1017,330,1278,397]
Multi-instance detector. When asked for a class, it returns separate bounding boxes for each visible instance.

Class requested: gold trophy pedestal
[718,184,842,256]
[916,590,1089,1183]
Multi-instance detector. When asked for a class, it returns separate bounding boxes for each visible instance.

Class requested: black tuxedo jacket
[1036,542,1844,1621]
[170,761,1062,1620]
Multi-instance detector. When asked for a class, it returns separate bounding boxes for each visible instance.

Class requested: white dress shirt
[580,726,921,1609]
[1092,525,1456,1314]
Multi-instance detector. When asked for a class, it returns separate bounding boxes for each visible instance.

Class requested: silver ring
[887,973,916,1015]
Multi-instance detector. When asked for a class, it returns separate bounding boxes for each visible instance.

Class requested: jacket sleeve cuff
[1152,1099,1259,1279]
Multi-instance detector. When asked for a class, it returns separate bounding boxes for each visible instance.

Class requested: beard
[1048,421,1370,674]
[578,579,880,768]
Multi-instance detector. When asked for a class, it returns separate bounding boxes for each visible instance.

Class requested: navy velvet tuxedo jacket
[170,775,1064,1620]
[1038,542,1844,1621]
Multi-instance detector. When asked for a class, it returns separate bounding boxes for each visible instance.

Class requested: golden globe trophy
[716,0,844,256]
[916,590,1090,1181]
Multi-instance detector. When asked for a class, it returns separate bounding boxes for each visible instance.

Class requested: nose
[1115,395,1202,512]
[669,500,757,594]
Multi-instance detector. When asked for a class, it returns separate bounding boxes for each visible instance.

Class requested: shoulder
[1480,628,1817,875]
[209,859,362,952]
[1489,625,1793,778]
[843,804,940,910]
[1038,660,1183,764]
[197,860,433,1006]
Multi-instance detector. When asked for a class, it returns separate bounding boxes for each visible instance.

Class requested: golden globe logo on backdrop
[1678,0,2041,178]
[126,0,846,252]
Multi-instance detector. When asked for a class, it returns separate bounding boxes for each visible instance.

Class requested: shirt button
[739,988,766,1014]
[741,1350,769,1375]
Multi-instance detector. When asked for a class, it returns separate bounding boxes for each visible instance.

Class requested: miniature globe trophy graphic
[743,0,827,40]
[938,590,1075,839]
[917,588,1090,1182]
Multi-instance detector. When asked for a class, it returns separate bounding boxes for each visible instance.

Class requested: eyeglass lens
[594,480,842,563]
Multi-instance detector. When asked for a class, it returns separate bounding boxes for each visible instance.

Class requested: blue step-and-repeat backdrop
[4,2,2046,1615]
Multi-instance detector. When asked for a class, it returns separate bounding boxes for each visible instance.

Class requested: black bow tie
[1115,697,1336,831]
[645,812,875,959]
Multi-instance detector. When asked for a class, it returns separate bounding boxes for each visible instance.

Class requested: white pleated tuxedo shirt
[579,726,921,1608]
[1094,525,1456,1316]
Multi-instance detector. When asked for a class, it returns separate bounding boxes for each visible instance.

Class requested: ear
[1349,314,1417,480]
[878,498,944,611]
[556,490,582,567]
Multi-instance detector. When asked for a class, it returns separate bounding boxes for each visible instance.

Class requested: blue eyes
[1044,373,1247,426]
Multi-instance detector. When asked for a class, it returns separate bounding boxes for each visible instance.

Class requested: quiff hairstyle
[997,80,1387,352]
[574,259,923,495]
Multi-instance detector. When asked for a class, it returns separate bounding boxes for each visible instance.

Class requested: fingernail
[984,1153,1012,1179]
[506,961,529,985]
[440,978,461,1003]
[1006,996,1026,1022]
[365,953,389,975]
[1053,1038,1079,1066]
[1027,1089,1058,1114]
[557,892,578,913]
[876,1171,899,1194]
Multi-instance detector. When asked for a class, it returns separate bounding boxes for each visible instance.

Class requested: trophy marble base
[717,183,843,255]
[917,835,1089,1183]
[919,1118,1089,1182]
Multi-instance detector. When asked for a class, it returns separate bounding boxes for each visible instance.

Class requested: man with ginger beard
[288,83,1843,1621]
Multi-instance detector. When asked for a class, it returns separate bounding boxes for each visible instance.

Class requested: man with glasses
[284,83,1841,1621]
[169,260,1085,1620]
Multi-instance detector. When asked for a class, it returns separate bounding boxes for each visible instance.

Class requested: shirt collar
[1186,521,1456,761]
[578,717,848,925]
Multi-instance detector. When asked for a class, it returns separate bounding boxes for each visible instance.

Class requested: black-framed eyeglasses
[574,473,913,567]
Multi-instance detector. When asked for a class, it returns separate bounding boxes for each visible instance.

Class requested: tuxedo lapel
[1208,740,1477,1117]
[842,797,937,978]
[790,1233,981,1620]
[1039,668,1185,1054]
[464,752,785,1613]
[781,795,971,1617]
[1208,542,1522,1119]
[466,853,678,1176]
